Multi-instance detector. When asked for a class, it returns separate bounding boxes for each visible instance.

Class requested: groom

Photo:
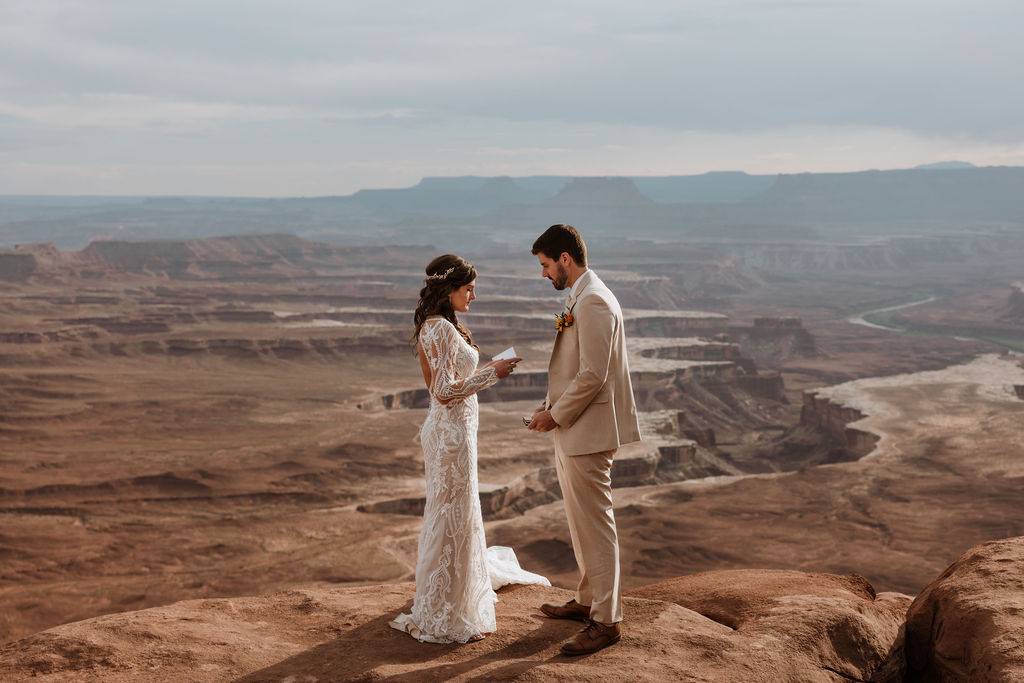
[527,223,642,655]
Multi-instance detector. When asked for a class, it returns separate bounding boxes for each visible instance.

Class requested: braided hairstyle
[411,254,479,351]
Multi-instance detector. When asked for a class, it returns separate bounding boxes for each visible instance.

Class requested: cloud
[5,122,1021,197]
[0,96,300,133]
[1,0,1022,194]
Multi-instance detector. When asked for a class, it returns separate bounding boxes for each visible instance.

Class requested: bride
[390,254,546,644]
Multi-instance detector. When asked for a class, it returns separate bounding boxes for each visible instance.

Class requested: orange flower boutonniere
[555,311,574,332]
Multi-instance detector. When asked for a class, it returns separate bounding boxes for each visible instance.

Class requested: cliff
[5,535,1023,681]
[0,569,911,682]
[800,391,881,459]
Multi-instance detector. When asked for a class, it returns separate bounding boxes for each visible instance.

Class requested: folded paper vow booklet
[492,347,516,361]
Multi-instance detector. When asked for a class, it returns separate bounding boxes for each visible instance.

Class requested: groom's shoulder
[580,285,622,315]
[586,273,615,296]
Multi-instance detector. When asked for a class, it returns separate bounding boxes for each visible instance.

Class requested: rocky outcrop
[6,532,1024,681]
[801,391,880,459]
[905,537,1024,682]
[628,570,910,682]
[0,572,912,682]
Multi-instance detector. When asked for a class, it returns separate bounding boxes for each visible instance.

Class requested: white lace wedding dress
[389,317,549,644]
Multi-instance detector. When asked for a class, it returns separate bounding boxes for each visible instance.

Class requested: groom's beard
[549,263,569,290]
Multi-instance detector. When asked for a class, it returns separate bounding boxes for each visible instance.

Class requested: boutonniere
[555,310,574,332]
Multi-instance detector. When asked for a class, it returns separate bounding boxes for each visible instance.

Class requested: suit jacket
[546,270,642,456]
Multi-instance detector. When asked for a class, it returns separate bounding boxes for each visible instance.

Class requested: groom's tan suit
[545,269,641,624]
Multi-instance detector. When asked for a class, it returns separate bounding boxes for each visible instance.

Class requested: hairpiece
[425,266,456,282]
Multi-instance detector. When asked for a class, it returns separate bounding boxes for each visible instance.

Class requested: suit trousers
[554,443,622,624]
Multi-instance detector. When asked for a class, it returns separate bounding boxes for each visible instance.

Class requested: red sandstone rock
[0,570,910,682]
[905,536,1024,682]
[627,569,910,682]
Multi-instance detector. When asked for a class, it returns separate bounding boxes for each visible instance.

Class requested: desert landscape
[2,169,1024,680]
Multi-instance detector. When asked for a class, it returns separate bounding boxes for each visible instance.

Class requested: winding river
[846,295,936,331]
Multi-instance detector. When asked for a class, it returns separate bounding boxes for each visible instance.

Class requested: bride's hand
[491,356,523,379]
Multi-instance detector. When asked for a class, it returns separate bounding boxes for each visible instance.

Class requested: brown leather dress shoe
[561,620,621,655]
[540,598,591,621]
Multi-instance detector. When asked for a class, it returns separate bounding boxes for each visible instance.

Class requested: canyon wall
[800,392,880,459]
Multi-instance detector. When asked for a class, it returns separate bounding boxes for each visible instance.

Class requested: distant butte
[542,177,656,206]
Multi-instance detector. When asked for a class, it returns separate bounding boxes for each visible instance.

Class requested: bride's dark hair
[411,254,478,351]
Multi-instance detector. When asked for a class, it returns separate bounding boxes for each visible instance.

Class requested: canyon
[2,177,1024,679]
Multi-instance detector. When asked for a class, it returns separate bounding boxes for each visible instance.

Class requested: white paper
[492,346,516,361]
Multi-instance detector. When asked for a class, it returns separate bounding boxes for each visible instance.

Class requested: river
[846,295,936,331]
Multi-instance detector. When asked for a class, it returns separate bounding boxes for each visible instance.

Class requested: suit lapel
[551,271,596,364]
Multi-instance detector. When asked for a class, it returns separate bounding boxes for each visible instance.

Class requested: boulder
[905,536,1024,682]
[627,569,910,682]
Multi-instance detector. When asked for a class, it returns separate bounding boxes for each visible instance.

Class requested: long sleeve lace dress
[389,318,501,643]
[389,318,548,643]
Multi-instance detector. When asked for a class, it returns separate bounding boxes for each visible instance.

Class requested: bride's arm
[422,321,499,403]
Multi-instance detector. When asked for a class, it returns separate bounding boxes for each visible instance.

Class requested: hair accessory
[426,266,456,282]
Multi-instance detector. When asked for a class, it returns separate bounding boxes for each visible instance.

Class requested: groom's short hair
[532,224,587,267]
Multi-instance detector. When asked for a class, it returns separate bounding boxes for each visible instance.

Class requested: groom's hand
[528,409,557,432]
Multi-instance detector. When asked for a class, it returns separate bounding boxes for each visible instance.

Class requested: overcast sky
[1,0,1022,196]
